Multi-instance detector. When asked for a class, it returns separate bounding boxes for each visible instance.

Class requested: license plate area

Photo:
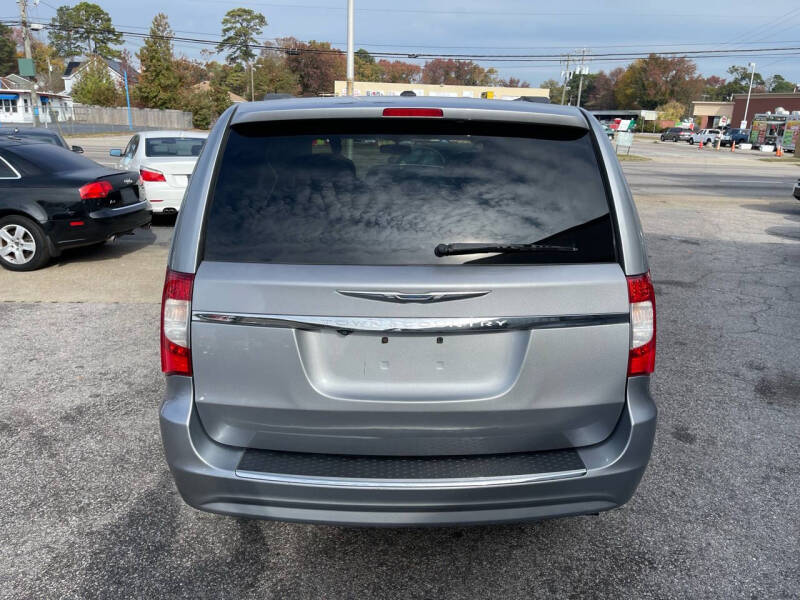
[295,329,530,401]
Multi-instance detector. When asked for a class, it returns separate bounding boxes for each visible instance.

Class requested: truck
[748,111,800,151]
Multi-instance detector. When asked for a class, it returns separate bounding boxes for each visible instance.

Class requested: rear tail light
[627,272,656,376]
[79,180,113,199]
[140,167,166,182]
[161,269,194,376]
[382,108,444,117]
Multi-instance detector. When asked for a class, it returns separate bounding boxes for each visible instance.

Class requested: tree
[421,59,494,85]
[655,100,686,123]
[174,57,209,88]
[540,78,564,103]
[582,69,621,109]
[355,48,382,81]
[48,6,82,58]
[71,56,121,106]
[134,13,180,109]
[217,8,267,64]
[49,2,122,58]
[0,24,17,76]
[282,38,344,96]
[614,54,703,109]
[32,41,65,91]
[767,74,795,93]
[253,52,300,96]
[376,59,421,83]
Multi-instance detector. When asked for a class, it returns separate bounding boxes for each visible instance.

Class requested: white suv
[688,129,721,145]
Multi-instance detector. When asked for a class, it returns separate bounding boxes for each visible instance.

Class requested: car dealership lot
[1,142,799,598]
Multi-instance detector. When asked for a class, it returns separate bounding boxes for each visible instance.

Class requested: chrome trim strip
[338,290,490,304]
[234,467,587,489]
[192,312,627,333]
[0,156,21,180]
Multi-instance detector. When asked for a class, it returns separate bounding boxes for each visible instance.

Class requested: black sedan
[4,127,84,153]
[0,139,151,271]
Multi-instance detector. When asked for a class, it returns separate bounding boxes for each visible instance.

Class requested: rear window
[145,137,205,157]
[11,132,67,149]
[4,143,99,173]
[204,120,616,265]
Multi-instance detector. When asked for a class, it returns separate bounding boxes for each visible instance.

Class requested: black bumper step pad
[237,447,585,480]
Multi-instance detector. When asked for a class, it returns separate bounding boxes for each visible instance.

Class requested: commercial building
[333,81,549,100]
[730,92,800,128]
[0,75,72,126]
[690,101,734,129]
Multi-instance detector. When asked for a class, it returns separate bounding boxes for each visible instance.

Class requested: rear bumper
[48,202,152,250]
[160,377,657,526]
[141,182,186,213]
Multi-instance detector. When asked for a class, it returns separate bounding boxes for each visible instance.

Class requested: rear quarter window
[203,119,617,266]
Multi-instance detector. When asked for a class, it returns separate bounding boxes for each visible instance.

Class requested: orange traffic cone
[731,142,735,152]
[777,145,783,157]
[698,140,703,149]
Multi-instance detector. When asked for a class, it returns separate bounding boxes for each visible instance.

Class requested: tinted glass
[10,131,68,149]
[204,120,615,265]
[145,137,205,157]
[6,143,101,172]
[0,156,17,178]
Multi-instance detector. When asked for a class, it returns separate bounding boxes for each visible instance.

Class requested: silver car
[160,97,657,526]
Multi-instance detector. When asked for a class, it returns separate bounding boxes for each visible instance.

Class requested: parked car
[602,123,615,140]
[687,128,721,145]
[720,128,750,147]
[159,97,657,526]
[109,130,208,214]
[0,139,151,271]
[660,127,693,142]
[3,127,84,153]
[794,178,800,200]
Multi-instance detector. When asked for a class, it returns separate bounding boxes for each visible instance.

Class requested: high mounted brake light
[79,180,112,199]
[161,269,194,376]
[382,108,444,117]
[627,272,656,376]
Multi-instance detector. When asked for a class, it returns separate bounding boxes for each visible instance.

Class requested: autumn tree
[354,49,382,81]
[49,2,122,58]
[656,100,686,123]
[614,54,703,109]
[253,52,300,96]
[582,69,622,109]
[217,8,267,64]
[31,40,65,91]
[282,38,344,96]
[71,55,121,106]
[377,59,421,83]
[135,13,180,109]
[540,78,564,103]
[422,59,494,85]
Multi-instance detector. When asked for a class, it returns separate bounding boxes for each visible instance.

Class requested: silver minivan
[160,97,657,526]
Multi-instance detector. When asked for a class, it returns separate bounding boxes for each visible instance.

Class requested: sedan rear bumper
[160,377,657,526]
[48,202,152,251]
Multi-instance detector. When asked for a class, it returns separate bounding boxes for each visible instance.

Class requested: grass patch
[617,154,651,162]
[758,156,800,164]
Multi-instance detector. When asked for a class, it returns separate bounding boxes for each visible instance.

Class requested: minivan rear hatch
[190,116,630,456]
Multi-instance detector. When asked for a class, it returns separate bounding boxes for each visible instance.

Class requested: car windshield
[144,137,205,157]
[204,119,617,266]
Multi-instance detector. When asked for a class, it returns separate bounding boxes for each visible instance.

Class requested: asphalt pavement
[1,139,799,599]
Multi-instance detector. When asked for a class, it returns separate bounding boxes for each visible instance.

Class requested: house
[191,80,246,103]
[62,57,140,96]
[0,76,73,126]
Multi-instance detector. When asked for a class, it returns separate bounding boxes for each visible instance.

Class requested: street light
[743,62,756,128]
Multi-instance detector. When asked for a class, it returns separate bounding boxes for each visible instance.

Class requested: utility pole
[576,48,588,108]
[345,0,354,96]
[560,54,570,105]
[18,0,32,59]
[743,62,756,128]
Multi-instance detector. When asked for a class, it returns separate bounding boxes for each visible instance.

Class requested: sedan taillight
[161,269,194,376]
[140,167,166,182]
[627,272,656,376]
[79,180,113,199]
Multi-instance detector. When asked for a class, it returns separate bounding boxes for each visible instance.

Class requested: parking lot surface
[1,139,799,599]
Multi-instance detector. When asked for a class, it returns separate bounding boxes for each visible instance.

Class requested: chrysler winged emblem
[337,290,490,304]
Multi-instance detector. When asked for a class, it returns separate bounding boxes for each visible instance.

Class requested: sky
[14,0,800,86]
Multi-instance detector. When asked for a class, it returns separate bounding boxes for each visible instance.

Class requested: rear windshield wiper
[434,242,578,257]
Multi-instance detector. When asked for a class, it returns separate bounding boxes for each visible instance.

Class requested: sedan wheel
[0,216,50,271]
[688,138,694,145]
